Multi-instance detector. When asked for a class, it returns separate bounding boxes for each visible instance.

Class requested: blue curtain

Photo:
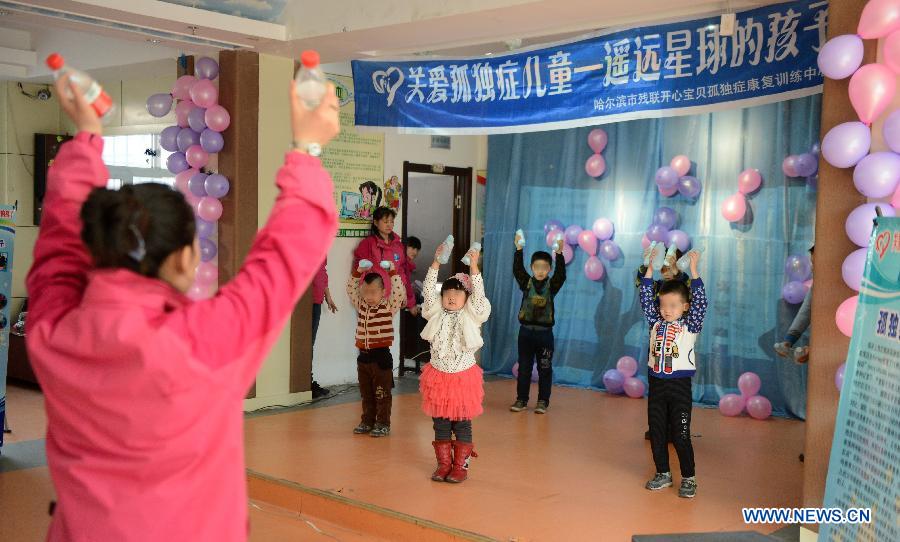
[482,96,820,419]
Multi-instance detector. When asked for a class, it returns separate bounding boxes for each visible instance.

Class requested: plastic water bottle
[676,247,704,273]
[46,53,115,122]
[358,259,374,270]
[515,229,526,248]
[295,50,327,110]
[664,243,679,266]
[644,241,658,267]
[438,235,454,265]
[461,242,482,266]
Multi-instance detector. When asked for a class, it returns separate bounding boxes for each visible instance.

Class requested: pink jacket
[25,132,337,542]
[353,233,415,309]
[312,259,328,304]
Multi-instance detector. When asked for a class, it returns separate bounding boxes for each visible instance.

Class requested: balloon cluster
[640,207,691,253]
[817,7,900,338]
[722,168,766,223]
[602,356,645,398]
[782,253,812,304]
[585,128,608,178]
[149,57,231,301]
[542,218,620,281]
[781,142,820,190]
[654,155,701,198]
[718,372,772,420]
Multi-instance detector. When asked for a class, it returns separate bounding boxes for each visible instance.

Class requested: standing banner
[821,216,899,541]
[353,0,826,134]
[0,205,16,449]
[321,74,386,238]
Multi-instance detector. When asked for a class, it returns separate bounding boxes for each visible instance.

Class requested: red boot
[431,441,453,482]
[445,441,477,483]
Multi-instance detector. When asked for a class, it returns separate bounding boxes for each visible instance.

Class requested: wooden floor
[244,379,807,541]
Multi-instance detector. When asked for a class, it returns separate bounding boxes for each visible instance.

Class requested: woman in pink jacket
[26,74,339,541]
[352,207,417,314]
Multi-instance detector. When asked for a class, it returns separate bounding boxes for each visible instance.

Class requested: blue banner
[0,205,15,448]
[352,0,826,134]
[821,216,899,541]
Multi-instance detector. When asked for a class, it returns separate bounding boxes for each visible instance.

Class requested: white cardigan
[420,267,491,373]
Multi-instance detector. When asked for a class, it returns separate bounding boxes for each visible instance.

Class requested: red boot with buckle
[431,441,453,481]
[445,441,477,483]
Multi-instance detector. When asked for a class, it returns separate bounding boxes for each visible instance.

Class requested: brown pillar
[804,0,874,517]
[217,50,260,399]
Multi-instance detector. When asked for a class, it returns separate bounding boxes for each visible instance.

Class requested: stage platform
[244,378,806,541]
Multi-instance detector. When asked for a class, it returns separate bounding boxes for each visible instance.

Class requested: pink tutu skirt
[419,363,484,421]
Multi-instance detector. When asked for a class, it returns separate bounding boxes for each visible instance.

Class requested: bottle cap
[300,50,320,68]
[46,53,65,71]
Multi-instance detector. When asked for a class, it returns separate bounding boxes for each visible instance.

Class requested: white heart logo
[372,67,404,107]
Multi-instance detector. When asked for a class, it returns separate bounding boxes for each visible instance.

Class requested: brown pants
[357,348,393,426]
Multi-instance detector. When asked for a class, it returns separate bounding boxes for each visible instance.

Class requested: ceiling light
[147,38,161,44]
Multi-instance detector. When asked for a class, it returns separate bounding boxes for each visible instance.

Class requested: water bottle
[644,241,657,267]
[437,234,454,265]
[664,244,679,267]
[358,259,374,270]
[647,241,666,270]
[676,247,704,273]
[515,229,526,248]
[461,242,482,266]
[46,53,116,122]
[295,50,327,110]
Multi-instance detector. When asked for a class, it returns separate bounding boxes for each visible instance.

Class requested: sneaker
[311,381,331,399]
[793,346,810,364]
[679,477,697,498]
[509,400,527,412]
[774,342,793,358]
[534,400,549,414]
[353,423,372,435]
[370,424,391,438]
[645,472,673,491]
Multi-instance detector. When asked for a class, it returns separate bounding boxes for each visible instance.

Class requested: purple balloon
[189,172,209,197]
[176,128,201,153]
[205,174,230,199]
[835,363,846,391]
[678,176,702,198]
[511,362,538,383]
[146,93,173,118]
[782,155,800,177]
[199,238,218,262]
[196,218,215,239]
[810,142,820,154]
[160,125,180,152]
[795,153,818,177]
[584,256,605,280]
[563,225,583,245]
[200,129,224,153]
[666,229,691,252]
[623,377,645,398]
[719,393,745,417]
[853,151,900,198]
[653,207,678,229]
[603,369,625,394]
[782,281,808,304]
[883,110,900,154]
[817,34,865,80]
[746,396,772,420]
[195,57,220,80]
[167,152,189,174]
[846,203,897,247]
[599,240,621,261]
[188,107,208,133]
[616,356,638,377]
[806,173,819,190]
[655,166,679,190]
[543,220,565,234]
[591,218,614,241]
[842,248,867,291]
[785,254,812,282]
[646,223,669,243]
[822,121,871,168]
[738,372,761,397]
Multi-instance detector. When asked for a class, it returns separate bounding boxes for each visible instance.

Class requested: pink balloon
[738,372,761,397]
[184,191,201,208]
[172,75,196,100]
[670,155,691,177]
[658,184,678,197]
[187,283,211,301]
[562,243,574,264]
[174,168,197,194]
[585,154,606,177]
[587,128,608,153]
[583,256,605,281]
[848,63,896,125]
[197,196,223,222]
[205,105,231,132]
[858,0,900,39]
[190,79,219,108]
[577,230,598,255]
[186,145,209,169]
[623,377,645,398]
[592,217,614,240]
[546,229,564,249]
[836,296,859,337]
[746,395,772,420]
[885,30,900,74]
[804,279,814,289]
[195,262,219,286]
[721,193,747,222]
[174,100,195,128]
[641,234,651,249]
[616,356,638,377]
[718,394,745,417]
[738,168,762,194]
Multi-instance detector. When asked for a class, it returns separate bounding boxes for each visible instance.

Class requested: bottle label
[84,82,113,118]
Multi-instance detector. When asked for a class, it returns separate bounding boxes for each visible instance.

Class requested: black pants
[517,326,554,403]
[358,348,393,426]
[433,417,473,443]
[648,375,695,477]
[311,303,322,381]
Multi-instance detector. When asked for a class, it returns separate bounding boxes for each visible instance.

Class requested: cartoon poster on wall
[322,74,387,237]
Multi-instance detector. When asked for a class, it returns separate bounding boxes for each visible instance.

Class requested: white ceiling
[0,0,783,81]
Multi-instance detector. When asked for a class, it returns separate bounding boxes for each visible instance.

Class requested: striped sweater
[347,270,406,350]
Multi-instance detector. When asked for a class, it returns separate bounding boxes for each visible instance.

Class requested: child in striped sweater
[347,262,407,437]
